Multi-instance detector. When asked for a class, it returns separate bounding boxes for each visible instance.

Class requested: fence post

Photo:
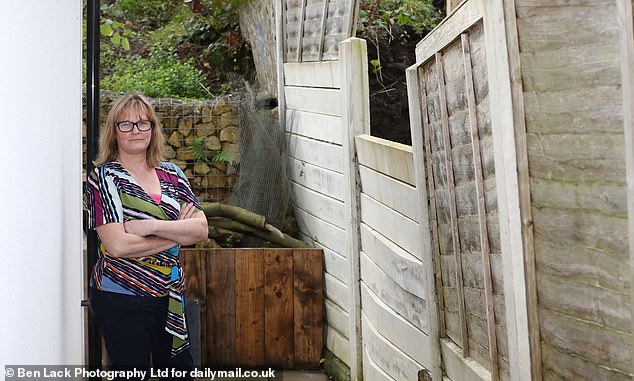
[406,66,443,380]
[340,37,370,381]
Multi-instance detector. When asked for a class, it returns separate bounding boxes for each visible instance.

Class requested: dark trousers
[89,287,194,381]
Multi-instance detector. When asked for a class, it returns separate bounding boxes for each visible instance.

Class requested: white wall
[0,0,84,374]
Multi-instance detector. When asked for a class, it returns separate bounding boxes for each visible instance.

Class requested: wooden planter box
[181,248,324,369]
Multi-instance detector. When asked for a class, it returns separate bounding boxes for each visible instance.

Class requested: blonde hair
[95,93,165,167]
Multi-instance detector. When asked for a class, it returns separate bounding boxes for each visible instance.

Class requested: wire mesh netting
[230,91,291,229]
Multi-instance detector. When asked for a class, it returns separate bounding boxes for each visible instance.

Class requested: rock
[205,136,222,151]
[162,117,178,131]
[195,122,216,138]
[176,147,196,161]
[194,161,211,175]
[212,161,227,171]
[184,168,194,178]
[185,133,195,147]
[219,126,239,143]
[171,160,187,170]
[178,117,194,137]
[218,111,238,128]
[204,168,227,188]
[168,131,183,148]
[193,176,202,188]
[212,98,233,116]
[164,145,176,159]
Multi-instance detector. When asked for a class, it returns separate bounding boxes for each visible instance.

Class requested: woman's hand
[179,202,197,220]
[124,219,156,237]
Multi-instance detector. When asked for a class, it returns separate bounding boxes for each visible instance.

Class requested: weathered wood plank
[294,248,324,368]
[355,134,415,185]
[360,193,420,256]
[294,206,346,255]
[287,133,344,173]
[482,1,534,378]
[437,51,469,357]
[235,249,265,366]
[361,283,432,367]
[519,43,620,93]
[415,0,483,64]
[325,271,348,312]
[414,68,447,342]
[536,271,630,332]
[534,238,629,294]
[264,249,294,368]
[440,338,491,381]
[296,0,307,61]
[361,252,428,332]
[515,3,618,52]
[181,249,207,365]
[540,341,632,381]
[327,325,352,365]
[206,248,235,366]
[463,32,499,381]
[532,206,629,255]
[292,182,346,229]
[182,249,206,301]
[285,86,342,116]
[326,298,350,339]
[286,109,343,145]
[340,36,370,381]
[289,157,345,201]
[539,308,631,372]
[299,232,349,285]
[284,61,341,88]
[316,0,328,60]
[362,314,424,381]
[618,0,634,373]
[358,165,418,220]
[360,223,425,299]
[530,177,626,218]
[362,346,398,381]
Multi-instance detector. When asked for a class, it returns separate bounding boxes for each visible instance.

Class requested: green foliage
[190,136,236,164]
[109,0,183,28]
[370,59,382,74]
[94,0,256,98]
[100,18,131,50]
[359,0,440,36]
[101,44,209,99]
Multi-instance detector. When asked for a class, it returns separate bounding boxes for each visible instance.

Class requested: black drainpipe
[85,0,101,375]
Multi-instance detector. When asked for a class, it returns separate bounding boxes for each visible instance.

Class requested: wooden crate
[181,248,324,369]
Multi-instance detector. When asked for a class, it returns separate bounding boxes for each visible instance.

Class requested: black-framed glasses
[115,120,154,133]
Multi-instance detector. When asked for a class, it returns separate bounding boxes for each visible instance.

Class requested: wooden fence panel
[235,249,265,366]
[181,248,324,369]
[264,249,295,368]
[206,248,235,366]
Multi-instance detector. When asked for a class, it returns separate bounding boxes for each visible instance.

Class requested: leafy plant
[100,18,131,50]
[101,44,209,99]
[190,136,236,164]
[359,0,440,36]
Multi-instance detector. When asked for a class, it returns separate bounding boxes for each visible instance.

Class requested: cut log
[208,218,311,248]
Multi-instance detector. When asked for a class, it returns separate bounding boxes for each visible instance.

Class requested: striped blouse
[84,161,202,357]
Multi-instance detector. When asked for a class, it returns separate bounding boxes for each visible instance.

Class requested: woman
[85,93,208,379]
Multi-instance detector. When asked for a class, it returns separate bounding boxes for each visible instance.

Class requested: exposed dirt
[362,1,445,146]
